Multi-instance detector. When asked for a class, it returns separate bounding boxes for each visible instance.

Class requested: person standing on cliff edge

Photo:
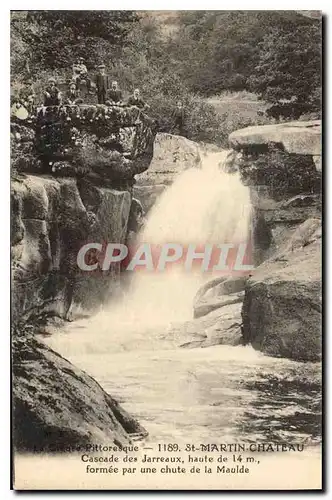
[95,63,110,104]
[171,100,186,136]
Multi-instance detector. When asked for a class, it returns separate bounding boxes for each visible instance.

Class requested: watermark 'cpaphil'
[76,242,254,275]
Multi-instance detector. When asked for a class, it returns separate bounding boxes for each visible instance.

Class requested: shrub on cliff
[111,32,227,144]
[238,148,321,197]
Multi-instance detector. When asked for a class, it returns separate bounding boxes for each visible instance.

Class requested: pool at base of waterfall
[38,149,321,489]
[45,314,321,449]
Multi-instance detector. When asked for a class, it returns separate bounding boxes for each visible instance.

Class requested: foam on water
[97,150,252,331]
[46,150,321,451]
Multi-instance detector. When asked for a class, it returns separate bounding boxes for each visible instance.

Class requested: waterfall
[141,150,251,245]
[96,150,252,334]
[45,151,321,466]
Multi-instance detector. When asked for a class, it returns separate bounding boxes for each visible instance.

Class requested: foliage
[106,20,227,144]
[165,11,318,94]
[249,24,321,118]
[238,148,321,197]
[11,10,322,141]
[11,11,138,75]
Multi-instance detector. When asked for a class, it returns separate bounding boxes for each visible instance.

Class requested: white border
[1,3,330,497]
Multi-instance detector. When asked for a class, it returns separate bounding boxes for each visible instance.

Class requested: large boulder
[11,175,131,320]
[170,276,247,349]
[249,188,321,257]
[228,121,321,209]
[229,120,321,156]
[12,105,157,184]
[178,300,244,349]
[242,218,321,361]
[193,275,247,318]
[133,132,201,216]
[13,332,146,452]
[193,292,244,320]
[135,132,201,186]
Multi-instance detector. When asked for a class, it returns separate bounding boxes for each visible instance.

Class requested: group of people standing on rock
[43,58,150,111]
[12,57,187,136]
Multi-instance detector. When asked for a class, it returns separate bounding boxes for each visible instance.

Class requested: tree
[249,23,321,118]
[163,10,320,98]
[11,10,138,73]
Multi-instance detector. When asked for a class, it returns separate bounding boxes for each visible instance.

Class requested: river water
[42,151,321,488]
[47,150,321,447]
[46,315,321,448]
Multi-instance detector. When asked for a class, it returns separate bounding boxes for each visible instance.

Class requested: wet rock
[11,175,131,319]
[193,276,247,318]
[133,184,167,214]
[175,276,247,348]
[194,291,245,319]
[179,300,244,348]
[242,218,321,361]
[251,209,274,265]
[127,198,144,235]
[12,332,147,452]
[201,299,243,347]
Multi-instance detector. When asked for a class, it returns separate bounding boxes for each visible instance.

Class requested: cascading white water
[142,150,251,245]
[45,150,321,464]
[92,150,252,335]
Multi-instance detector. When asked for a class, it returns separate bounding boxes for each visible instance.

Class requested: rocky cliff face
[11,105,156,451]
[242,218,321,361]
[12,105,157,184]
[12,175,131,321]
[229,120,321,263]
[11,105,157,321]
[182,121,322,360]
[228,120,322,361]
[133,132,201,213]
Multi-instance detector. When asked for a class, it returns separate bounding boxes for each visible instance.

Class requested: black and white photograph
[10,9,322,490]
